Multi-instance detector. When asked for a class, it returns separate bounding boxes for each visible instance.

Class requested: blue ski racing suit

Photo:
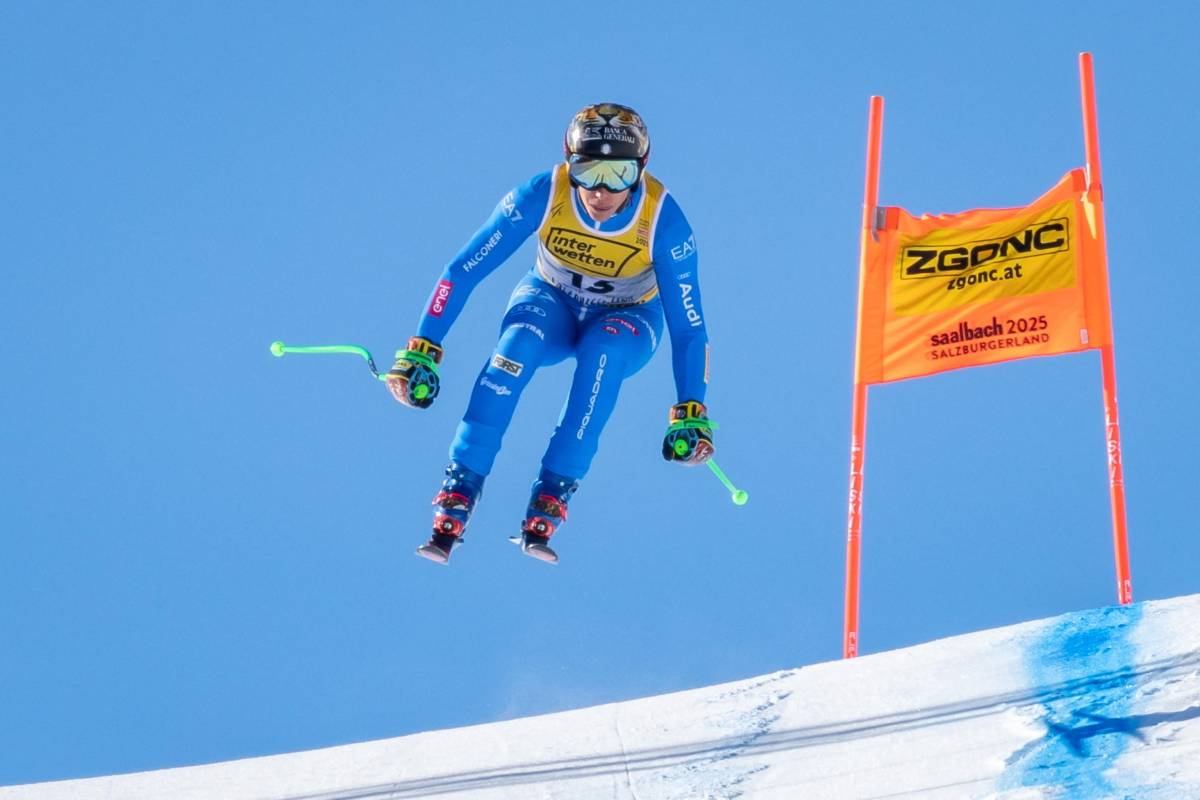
[412,163,709,482]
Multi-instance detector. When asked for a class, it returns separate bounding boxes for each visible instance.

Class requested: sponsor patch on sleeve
[670,235,697,261]
[428,279,454,318]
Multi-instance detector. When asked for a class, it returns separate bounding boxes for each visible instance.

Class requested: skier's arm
[653,194,708,404]
[653,194,713,465]
[387,172,548,408]
[414,172,550,344]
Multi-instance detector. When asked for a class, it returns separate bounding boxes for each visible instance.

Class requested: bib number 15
[569,272,615,295]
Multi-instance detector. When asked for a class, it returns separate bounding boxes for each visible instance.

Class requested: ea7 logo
[901,218,1069,279]
[501,191,522,223]
[671,235,696,261]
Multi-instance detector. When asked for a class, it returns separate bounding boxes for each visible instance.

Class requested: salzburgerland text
[928,315,1050,361]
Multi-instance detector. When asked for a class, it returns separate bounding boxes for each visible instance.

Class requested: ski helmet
[563,103,650,167]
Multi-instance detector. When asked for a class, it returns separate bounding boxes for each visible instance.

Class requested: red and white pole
[1078,52,1133,605]
[844,95,885,658]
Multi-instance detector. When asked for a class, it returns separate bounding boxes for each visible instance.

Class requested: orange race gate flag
[842,53,1130,660]
[855,168,1113,384]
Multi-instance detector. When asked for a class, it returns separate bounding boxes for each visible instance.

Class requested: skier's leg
[448,278,574,477]
[541,304,664,479]
[517,303,663,561]
[419,460,487,564]
[421,278,575,562]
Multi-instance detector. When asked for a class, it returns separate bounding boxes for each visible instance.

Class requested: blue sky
[3,0,1198,786]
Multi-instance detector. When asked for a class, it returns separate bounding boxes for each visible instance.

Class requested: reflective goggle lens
[567,157,640,191]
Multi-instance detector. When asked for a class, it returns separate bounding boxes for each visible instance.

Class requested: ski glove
[386,336,443,409]
[662,400,714,466]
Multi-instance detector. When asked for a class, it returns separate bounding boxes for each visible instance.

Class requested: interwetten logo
[545,228,640,277]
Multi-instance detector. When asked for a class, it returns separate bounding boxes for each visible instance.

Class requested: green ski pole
[707,459,749,506]
[269,341,387,381]
[274,340,743,501]
[270,340,441,404]
[665,417,748,506]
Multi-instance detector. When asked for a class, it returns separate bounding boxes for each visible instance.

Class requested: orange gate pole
[845,95,884,658]
[1079,52,1133,604]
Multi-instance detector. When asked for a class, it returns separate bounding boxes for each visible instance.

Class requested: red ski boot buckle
[434,491,473,511]
[531,494,568,522]
[522,516,557,538]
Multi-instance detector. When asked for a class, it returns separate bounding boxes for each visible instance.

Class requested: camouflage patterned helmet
[564,103,650,166]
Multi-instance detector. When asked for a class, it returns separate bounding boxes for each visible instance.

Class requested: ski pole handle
[269,341,387,381]
[706,459,748,506]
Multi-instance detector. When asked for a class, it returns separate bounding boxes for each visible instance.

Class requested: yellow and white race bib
[535,164,667,306]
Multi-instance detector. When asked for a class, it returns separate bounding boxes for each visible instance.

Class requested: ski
[508,534,559,565]
[415,533,462,565]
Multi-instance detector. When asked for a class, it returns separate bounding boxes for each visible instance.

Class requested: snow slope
[6,595,1199,799]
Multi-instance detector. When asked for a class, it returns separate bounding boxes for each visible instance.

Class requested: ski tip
[415,544,451,565]
[509,534,559,564]
[523,544,559,565]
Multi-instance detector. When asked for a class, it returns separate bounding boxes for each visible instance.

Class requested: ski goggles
[567,156,641,192]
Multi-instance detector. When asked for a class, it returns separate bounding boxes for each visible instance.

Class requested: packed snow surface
[5,595,1199,799]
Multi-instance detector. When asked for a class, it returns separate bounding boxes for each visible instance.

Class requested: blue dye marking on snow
[997,603,1144,798]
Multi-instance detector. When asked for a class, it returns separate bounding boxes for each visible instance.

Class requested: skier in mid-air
[386,103,712,564]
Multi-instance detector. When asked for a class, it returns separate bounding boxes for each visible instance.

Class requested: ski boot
[417,461,485,565]
[514,469,579,565]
